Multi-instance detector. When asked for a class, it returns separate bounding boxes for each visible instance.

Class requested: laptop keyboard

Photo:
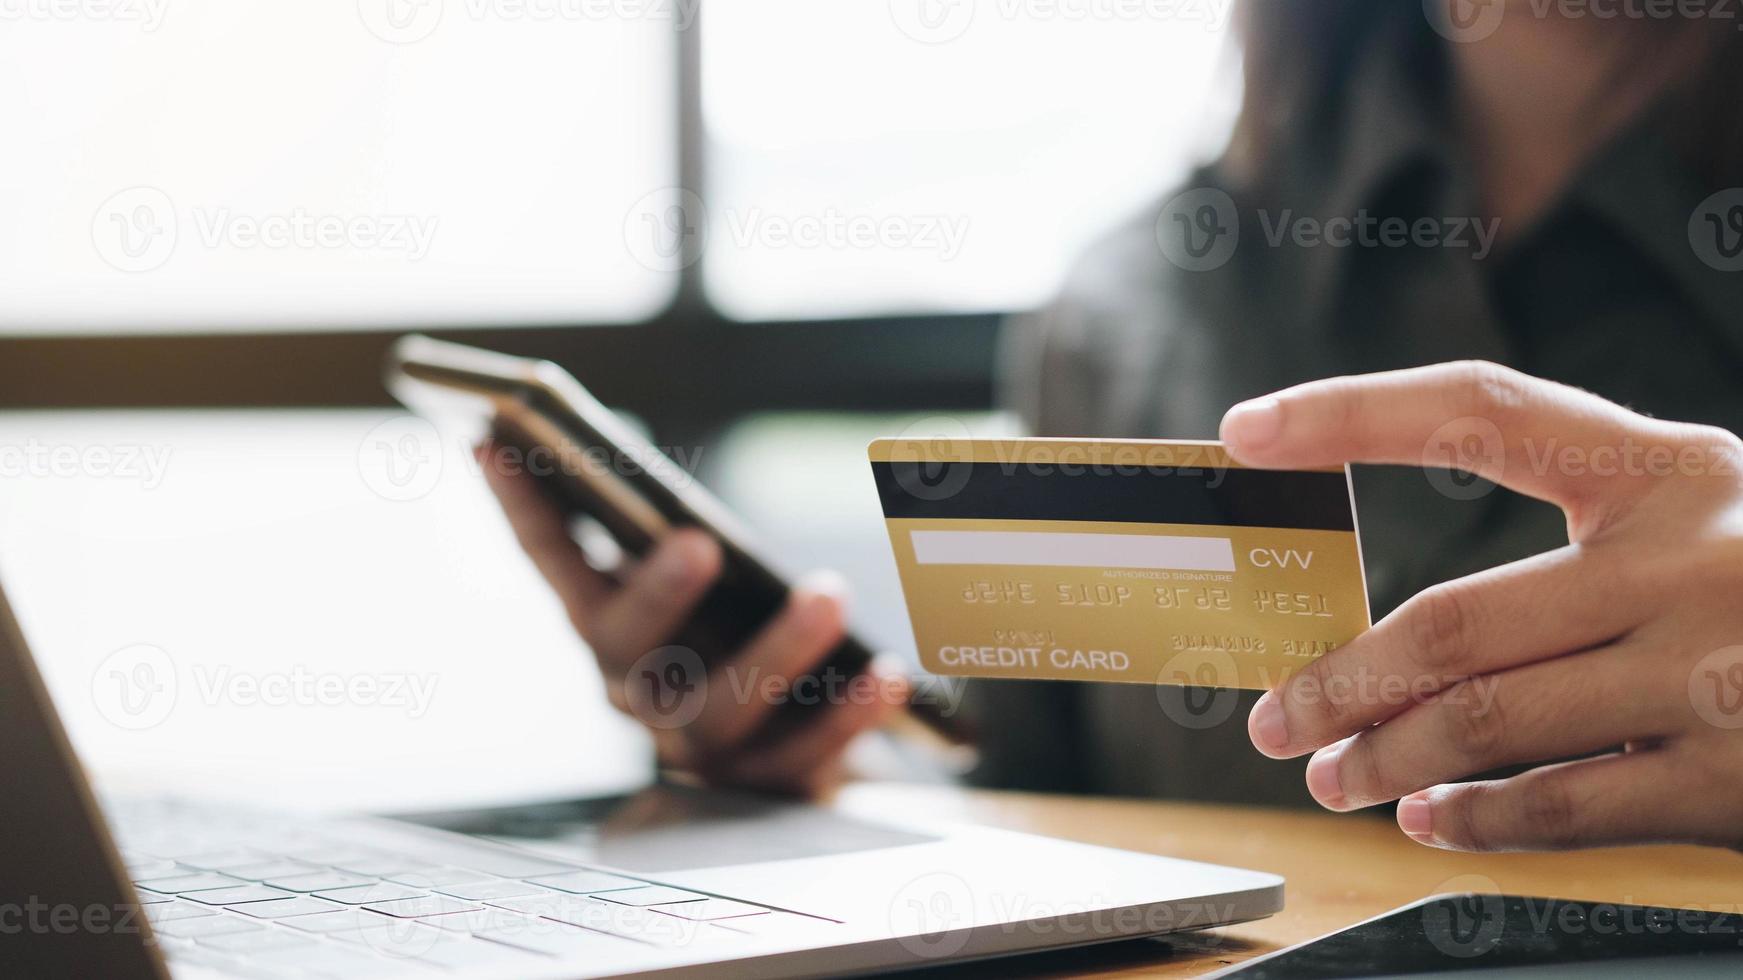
[113,807,835,978]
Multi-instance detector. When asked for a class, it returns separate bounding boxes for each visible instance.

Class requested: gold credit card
[868,438,1370,691]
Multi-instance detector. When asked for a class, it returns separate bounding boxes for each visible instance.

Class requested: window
[0,1,676,333]
[703,0,1236,319]
[2,1,1234,336]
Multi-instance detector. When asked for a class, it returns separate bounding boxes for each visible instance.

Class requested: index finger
[476,439,612,625]
[1217,360,1667,521]
[1248,542,1650,759]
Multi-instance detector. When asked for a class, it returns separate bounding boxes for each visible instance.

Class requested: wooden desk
[835,782,1743,978]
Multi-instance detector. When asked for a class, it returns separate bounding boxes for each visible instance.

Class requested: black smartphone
[385,335,961,741]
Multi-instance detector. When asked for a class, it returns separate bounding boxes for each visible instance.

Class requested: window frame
[0,15,1006,432]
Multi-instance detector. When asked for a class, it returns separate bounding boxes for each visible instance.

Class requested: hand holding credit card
[870,438,1370,691]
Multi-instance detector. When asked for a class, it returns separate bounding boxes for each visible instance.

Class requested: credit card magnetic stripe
[868,461,1355,531]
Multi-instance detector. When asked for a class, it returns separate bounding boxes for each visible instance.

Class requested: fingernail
[1249,692,1290,754]
[1305,744,1346,809]
[1397,795,1433,839]
[1222,396,1284,451]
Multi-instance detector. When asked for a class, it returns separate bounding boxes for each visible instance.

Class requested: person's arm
[1225,361,1743,850]
[476,441,910,795]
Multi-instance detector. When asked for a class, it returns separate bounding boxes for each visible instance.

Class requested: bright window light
[0,1,677,334]
[702,0,1239,319]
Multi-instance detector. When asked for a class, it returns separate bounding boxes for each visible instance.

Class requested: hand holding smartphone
[386,336,961,786]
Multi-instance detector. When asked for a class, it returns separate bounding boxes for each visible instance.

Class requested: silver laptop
[0,574,1282,979]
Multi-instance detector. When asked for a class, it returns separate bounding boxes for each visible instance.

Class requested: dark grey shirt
[967,13,1743,806]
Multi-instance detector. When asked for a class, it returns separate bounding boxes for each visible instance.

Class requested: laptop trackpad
[395,784,940,873]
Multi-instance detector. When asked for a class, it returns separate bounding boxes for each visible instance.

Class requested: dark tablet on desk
[1211,894,1743,978]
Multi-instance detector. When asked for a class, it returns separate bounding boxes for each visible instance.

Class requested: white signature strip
[909,530,1236,572]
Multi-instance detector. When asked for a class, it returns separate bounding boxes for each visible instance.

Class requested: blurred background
[0,0,1236,812]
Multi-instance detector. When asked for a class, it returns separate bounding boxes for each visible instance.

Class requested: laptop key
[225,860,318,881]
[649,898,770,921]
[186,885,298,906]
[313,883,429,905]
[384,867,493,888]
[494,894,702,947]
[473,918,641,957]
[422,907,531,935]
[252,941,430,977]
[434,879,551,902]
[597,885,708,907]
[411,933,547,970]
[145,902,220,923]
[526,869,643,894]
[163,943,305,980]
[197,928,317,953]
[414,850,577,879]
[155,914,267,939]
[234,896,346,920]
[335,922,450,959]
[264,870,372,892]
[278,909,397,934]
[332,855,441,877]
[134,871,244,894]
[363,896,484,919]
